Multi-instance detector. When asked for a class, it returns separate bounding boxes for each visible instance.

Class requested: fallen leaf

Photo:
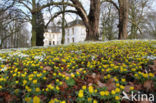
[62,72,71,77]
[134,84,142,91]
[143,80,153,91]
[97,80,106,88]
[106,79,116,91]
[60,82,68,91]
[43,66,52,71]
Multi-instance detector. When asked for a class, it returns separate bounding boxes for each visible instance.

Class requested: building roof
[45,25,61,33]
[66,19,84,28]
[45,19,85,33]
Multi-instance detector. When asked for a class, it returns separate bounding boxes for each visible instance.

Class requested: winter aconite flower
[0,85,2,89]
[25,97,31,102]
[88,86,94,94]
[78,90,84,98]
[82,85,86,90]
[0,40,155,103]
[33,80,37,84]
[100,91,105,96]
[115,96,120,100]
[33,96,40,103]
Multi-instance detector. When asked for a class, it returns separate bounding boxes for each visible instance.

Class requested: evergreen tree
[35,3,45,46]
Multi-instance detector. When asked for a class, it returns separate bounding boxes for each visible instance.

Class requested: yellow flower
[25,97,31,102]
[28,88,32,92]
[0,85,2,89]
[60,101,66,103]
[100,91,105,96]
[111,90,116,95]
[37,73,42,77]
[121,78,126,82]
[82,85,86,90]
[131,68,136,72]
[120,85,125,89]
[107,74,111,78]
[130,86,134,90]
[93,100,98,103]
[83,70,86,74]
[29,78,33,81]
[149,73,154,77]
[134,74,139,78]
[76,72,80,75]
[88,97,92,102]
[56,86,60,91]
[53,73,57,76]
[33,96,40,103]
[23,80,27,86]
[33,80,37,84]
[115,96,120,100]
[43,77,47,80]
[15,81,19,84]
[105,91,109,96]
[71,73,75,78]
[35,88,40,92]
[116,83,120,87]
[88,86,94,94]
[47,84,54,90]
[142,73,148,78]
[13,73,17,77]
[78,90,84,98]
[94,89,98,93]
[65,77,69,80]
[48,99,55,103]
[115,88,120,93]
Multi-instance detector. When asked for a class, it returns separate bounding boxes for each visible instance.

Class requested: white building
[43,26,62,46]
[65,20,86,44]
[43,19,86,46]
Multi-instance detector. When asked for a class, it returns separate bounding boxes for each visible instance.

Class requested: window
[72,28,74,35]
[49,41,51,45]
[53,41,55,45]
[67,38,70,43]
[53,35,55,38]
[72,37,74,43]
[68,29,69,36]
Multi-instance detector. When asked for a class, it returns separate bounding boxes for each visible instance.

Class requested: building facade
[43,19,86,46]
[65,20,86,44]
[43,26,62,46]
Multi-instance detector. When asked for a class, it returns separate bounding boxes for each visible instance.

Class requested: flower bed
[0,40,155,103]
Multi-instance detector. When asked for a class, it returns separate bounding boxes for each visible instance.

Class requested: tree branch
[35,2,76,13]
[18,0,32,12]
[45,10,78,28]
[101,0,119,11]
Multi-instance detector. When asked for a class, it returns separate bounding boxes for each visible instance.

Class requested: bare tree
[0,1,26,49]
[100,3,118,40]
[102,0,129,39]
[128,0,152,39]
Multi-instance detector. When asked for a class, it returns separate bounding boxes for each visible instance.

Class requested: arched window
[67,38,70,43]
[49,41,51,45]
[72,37,74,43]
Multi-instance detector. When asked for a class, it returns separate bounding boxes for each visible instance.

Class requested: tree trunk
[31,0,37,46]
[61,0,65,44]
[85,0,100,41]
[31,14,37,46]
[86,25,99,40]
[118,0,129,39]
